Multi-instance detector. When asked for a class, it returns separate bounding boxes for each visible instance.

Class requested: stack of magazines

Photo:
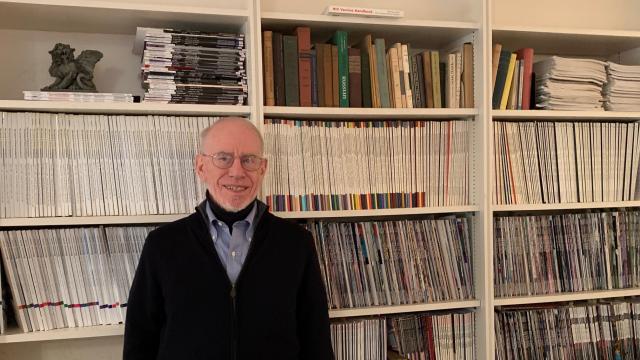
[534,56,607,110]
[23,91,134,102]
[139,27,247,105]
[604,62,640,111]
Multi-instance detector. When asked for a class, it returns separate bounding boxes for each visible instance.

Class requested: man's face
[195,120,267,212]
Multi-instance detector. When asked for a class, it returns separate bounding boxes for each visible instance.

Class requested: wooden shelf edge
[493,201,640,212]
[274,206,480,219]
[0,101,252,116]
[329,300,480,318]
[264,106,478,119]
[492,109,640,120]
[261,12,480,30]
[492,25,640,38]
[495,288,640,306]
[2,0,250,17]
[0,214,190,227]
[0,324,124,344]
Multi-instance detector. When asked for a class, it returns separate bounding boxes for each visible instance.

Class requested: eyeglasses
[201,152,264,171]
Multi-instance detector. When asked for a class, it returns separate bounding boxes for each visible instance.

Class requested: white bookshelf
[264,106,478,119]
[495,288,640,306]
[493,201,640,212]
[493,109,640,121]
[0,324,125,344]
[328,300,481,318]
[274,206,480,219]
[0,101,251,116]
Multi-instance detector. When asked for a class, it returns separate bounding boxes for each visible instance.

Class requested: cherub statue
[41,43,103,92]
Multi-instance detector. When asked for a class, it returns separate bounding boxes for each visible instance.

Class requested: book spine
[272,32,286,106]
[331,45,339,107]
[314,44,326,107]
[262,31,275,106]
[492,50,511,110]
[295,27,312,107]
[374,38,391,108]
[431,51,441,108]
[411,53,424,108]
[348,48,362,107]
[360,43,372,108]
[462,42,474,108]
[331,31,350,107]
[499,53,517,110]
[402,44,413,108]
[282,35,300,106]
[515,47,534,110]
[421,51,433,108]
[310,49,318,107]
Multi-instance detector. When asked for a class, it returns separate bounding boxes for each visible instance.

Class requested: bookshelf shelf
[0,1,250,34]
[274,206,480,219]
[0,324,125,344]
[264,106,478,119]
[328,300,481,318]
[493,201,640,213]
[492,110,640,121]
[0,101,252,116]
[0,214,189,227]
[494,288,640,306]
[261,12,478,49]
[492,25,640,57]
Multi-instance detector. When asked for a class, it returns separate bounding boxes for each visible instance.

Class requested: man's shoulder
[145,213,203,247]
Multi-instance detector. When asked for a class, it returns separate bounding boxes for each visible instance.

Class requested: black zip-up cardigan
[123,200,334,360]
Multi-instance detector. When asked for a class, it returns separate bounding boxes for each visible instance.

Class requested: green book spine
[331,31,349,107]
[283,35,300,106]
[374,38,391,108]
[361,46,372,108]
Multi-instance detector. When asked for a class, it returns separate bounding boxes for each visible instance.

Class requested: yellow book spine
[499,53,517,110]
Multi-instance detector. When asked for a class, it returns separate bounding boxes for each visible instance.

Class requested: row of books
[491,45,534,110]
[0,226,152,333]
[331,317,386,360]
[262,29,474,109]
[388,310,476,359]
[495,299,640,359]
[494,121,640,205]
[262,119,470,211]
[0,112,215,218]
[139,27,247,105]
[306,217,473,309]
[494,210,640,297]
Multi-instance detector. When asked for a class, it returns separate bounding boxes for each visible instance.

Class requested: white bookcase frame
[0,0,638,359]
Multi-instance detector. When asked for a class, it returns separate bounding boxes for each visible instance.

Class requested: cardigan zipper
[230,283,237,360]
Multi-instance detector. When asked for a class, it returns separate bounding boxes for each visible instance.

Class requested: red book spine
[515,48,534,110]
[295,27,312,107]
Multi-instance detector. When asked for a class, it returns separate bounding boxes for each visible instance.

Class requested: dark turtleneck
[206,192,255,234]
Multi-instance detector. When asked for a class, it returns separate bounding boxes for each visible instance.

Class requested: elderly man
[123,117,333,359]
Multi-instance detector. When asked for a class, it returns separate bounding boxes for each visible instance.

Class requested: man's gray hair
[199,117,264,154]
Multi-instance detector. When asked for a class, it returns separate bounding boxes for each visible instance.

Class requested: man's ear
[195,154,206,179]
[260,158,268,176]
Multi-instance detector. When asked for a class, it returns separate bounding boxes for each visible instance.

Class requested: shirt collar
[205,200,258,243]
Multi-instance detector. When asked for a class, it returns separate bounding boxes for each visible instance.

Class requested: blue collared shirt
[205,201,257,284]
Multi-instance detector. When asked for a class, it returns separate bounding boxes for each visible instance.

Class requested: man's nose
[227,157,245,177]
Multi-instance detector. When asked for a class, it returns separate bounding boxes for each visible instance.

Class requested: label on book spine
[325,5,404,18]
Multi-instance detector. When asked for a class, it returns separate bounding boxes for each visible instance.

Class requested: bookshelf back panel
[492,0,640,31]
[261,0,481,23]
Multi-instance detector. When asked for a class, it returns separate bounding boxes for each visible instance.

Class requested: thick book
[388,47,403,108]
[358,35,377,107]
[310,49,318,107]
[331,45,339,107]
[348,48,362,107]
[421,51,434,108]
[410,53,425,108]
[491,43,502,91]
[492,49,511,109]
[431,51,442,108]
[374,38,391,107]
[331,31,349,107]
[462,42,474,108]
[295,27,312,107]
[282,35,300,106]
[262,31,275,106]
[272,32,286,106]
[515,47,534,110]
